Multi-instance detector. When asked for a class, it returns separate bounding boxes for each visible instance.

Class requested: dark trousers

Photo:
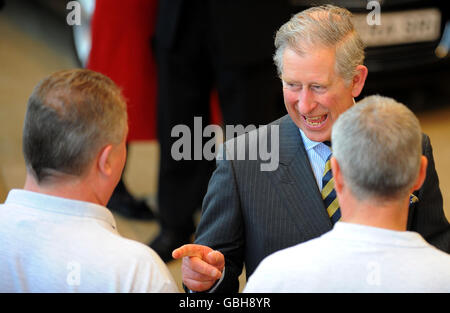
[155,1,284,236]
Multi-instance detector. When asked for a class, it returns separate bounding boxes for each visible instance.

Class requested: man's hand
[172,244,225,292]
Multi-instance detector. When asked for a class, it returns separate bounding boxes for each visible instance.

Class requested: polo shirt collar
[4,189,117,230]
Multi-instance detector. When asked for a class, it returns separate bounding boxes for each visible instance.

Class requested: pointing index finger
[172,244,214,260]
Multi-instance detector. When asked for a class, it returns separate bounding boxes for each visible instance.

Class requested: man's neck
[23,172,106,206]
[340,195,410,231]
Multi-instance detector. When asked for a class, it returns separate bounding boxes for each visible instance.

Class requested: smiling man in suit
[172,5,450,292]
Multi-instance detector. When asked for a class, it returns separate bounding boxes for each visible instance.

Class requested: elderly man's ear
[351,65,368,98]
[330,157,343,194]
[411,156,428,193]
[97,145,115,177]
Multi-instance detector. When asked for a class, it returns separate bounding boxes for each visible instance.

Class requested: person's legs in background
[151,3,215,261]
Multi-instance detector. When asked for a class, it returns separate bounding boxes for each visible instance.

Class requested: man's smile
[302,114,328,128]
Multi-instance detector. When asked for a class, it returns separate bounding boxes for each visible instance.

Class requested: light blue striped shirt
[299,129,332,190]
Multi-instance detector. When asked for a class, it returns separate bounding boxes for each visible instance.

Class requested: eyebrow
[283,79,329,87]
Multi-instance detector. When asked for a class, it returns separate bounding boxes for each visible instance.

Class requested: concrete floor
[1,1,449,293]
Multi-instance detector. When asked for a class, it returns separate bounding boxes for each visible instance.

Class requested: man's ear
[411,156,428,192]
[351,65,368,98]
[97,144,114,177]
[330,156,343,194]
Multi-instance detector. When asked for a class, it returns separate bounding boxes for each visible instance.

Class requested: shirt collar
[331,222,428,247]
[299,128,325,151]
[4,189,117,230]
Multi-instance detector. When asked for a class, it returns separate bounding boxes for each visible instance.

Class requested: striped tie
[321,152,341,225]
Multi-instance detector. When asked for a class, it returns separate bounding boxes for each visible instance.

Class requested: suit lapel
[269,115,332,236]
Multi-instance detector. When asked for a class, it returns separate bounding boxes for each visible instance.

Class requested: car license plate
[352,8,441,47]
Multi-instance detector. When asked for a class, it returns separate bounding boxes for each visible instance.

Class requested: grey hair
[23,69,128,183]
[273,5,365,83]
[331,95,423,201]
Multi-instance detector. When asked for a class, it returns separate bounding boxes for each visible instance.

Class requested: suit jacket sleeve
[194,144,245,293]
[408,134,450,252]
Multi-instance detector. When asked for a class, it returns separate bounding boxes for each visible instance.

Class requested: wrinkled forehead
[281,46,337,84]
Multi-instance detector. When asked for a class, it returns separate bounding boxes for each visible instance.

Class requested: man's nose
[297,88,317,114]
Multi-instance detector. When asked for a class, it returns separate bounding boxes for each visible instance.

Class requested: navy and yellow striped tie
[321,152,341,225]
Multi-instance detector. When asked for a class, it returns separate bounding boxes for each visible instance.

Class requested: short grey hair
[331,95,423,201]
[274,5,365,83]
[23,69,128,183]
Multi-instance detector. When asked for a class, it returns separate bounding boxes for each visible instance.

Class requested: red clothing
[88,0,222,141]
[87,0,158,141]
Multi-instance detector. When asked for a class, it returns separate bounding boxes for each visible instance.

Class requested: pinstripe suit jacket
[195,114,450,293]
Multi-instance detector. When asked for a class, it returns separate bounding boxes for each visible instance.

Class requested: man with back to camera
[0,69,178,292]
[244,95,450,292]
[172,5,450,292]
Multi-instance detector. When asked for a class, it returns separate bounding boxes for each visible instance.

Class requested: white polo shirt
[244,222,450,293]
[0,189,178,293]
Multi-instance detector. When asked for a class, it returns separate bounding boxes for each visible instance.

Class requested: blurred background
[0,0,449,292]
